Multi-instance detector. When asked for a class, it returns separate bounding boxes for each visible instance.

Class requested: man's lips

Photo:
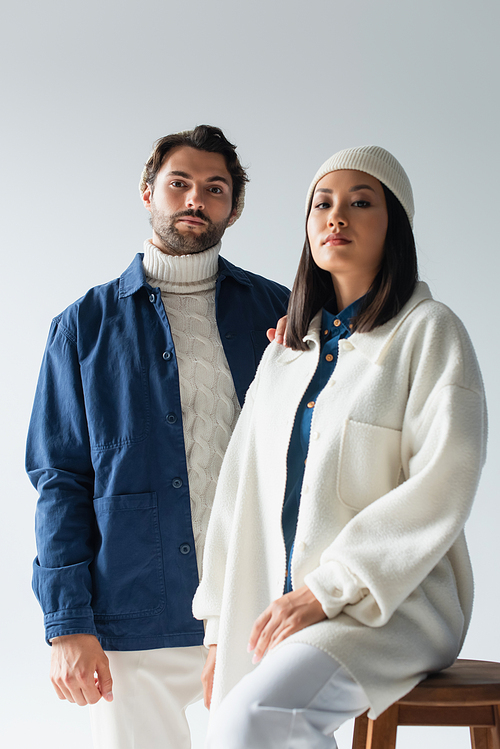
[177,217,206,226]
[323,233,351,246]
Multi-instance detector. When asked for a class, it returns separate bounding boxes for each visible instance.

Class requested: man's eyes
[169,182,224,194]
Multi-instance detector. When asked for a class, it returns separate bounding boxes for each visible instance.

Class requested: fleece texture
[193,282,487,718]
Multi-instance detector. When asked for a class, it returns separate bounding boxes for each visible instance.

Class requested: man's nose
[186,185,205,211]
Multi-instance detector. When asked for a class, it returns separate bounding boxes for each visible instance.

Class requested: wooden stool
[352,659,500,749]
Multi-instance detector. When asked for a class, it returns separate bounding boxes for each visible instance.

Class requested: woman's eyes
[314,200,371,209]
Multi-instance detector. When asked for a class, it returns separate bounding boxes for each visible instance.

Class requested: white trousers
[207,643,370,749]
[89,645,207,749]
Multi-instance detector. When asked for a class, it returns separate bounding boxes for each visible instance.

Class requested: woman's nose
[328,208,347,228]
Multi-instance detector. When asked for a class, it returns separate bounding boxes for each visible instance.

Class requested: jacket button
[149,293,155,303]
[334,319,341,327]
[166,413,177,424]
[325,354,334,362]
[163,351,172,360]
[224,332,236,339]
[179,543,191,555]
[172,478,183,489]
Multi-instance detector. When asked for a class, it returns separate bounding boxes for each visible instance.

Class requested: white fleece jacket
[193,282,487,718]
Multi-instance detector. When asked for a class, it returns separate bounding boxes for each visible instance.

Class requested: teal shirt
[282,297,362,592]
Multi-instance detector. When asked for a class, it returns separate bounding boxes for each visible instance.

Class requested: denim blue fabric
[27,253,289,650]
[282,298,361,593]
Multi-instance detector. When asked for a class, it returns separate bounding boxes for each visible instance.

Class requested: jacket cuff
[44,608,98,645]
[203,617,220,647]
[304,560,368,619]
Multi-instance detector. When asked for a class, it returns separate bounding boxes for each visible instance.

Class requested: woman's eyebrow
[349,184,375,192]
[314,184,376,196]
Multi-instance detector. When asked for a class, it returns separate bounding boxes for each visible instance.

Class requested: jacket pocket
[92,492,165,620]
[337,419,402,511]
[84,364,150,450]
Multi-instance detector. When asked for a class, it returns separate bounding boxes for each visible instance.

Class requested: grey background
[1,1,498,746]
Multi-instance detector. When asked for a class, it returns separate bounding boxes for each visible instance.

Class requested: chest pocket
[82,361,150,450]
[337,419,402,511]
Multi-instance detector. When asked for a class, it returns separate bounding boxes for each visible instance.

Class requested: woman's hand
[201,644,217,709]
[248,585,326,664]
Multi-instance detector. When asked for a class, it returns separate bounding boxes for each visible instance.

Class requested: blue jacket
[27,253,290,650]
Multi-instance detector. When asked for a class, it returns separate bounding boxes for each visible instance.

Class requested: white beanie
[305,145,414,227]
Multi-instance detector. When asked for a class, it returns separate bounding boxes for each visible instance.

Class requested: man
[27,125,289,749]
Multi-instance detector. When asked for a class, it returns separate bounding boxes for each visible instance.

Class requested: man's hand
[201,644,217,709]
[248,585,326,664]
[266,315,288,346]
[50,634,113,706]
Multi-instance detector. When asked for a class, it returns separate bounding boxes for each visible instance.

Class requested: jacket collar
[276,282,432,366]
[347,281,432,364]
[119,251,253,298]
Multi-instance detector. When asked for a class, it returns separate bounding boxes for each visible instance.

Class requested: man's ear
[142,185,152,211]
[226,207,238,227]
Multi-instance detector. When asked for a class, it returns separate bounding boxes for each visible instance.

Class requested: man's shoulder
[218,256,290,299]
[56,254,144,329]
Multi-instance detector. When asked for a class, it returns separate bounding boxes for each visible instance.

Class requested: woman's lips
[323,234,351,246]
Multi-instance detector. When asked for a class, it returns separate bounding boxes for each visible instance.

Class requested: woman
[193,146,487,748]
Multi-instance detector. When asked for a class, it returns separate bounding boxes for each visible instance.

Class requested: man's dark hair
[141,125,249,212]
[286,184,419,351]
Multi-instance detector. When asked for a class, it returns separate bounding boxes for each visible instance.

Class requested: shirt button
[297,541,306,552]
[149,293,155,303]
[172,477,183,489]
[325,354,334,362]
[312,431,319,440]
[342,341,354,351]
[166,413,177,424]
[302,484,309,494]
[306,401,315,409]
[163,351,172,360]
[179,543,191,555]
[328,379,336,388]
[334,319,341,327]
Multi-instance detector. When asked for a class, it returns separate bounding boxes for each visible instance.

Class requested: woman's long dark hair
[286,184,419,351]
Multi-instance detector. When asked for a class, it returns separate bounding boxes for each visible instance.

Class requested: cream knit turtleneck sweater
[143,240,241,575]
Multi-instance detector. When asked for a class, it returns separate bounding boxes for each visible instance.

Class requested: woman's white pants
[207,643,370,749]
[89,645,207,749]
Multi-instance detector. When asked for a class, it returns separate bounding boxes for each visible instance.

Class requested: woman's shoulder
[403,284,473,345]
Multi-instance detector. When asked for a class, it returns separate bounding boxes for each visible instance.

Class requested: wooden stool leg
[352,712,369,749]
[364,704,399,749]
[470,705,500,749]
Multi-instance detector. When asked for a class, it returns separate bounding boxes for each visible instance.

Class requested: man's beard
[150,205,231,255]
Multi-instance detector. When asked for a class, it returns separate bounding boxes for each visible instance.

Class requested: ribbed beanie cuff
[305,145,414,227]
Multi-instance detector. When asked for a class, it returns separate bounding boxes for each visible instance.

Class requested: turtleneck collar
[142,240,221,292]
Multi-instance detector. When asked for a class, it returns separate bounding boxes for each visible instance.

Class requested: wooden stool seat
[352,659,500,749]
